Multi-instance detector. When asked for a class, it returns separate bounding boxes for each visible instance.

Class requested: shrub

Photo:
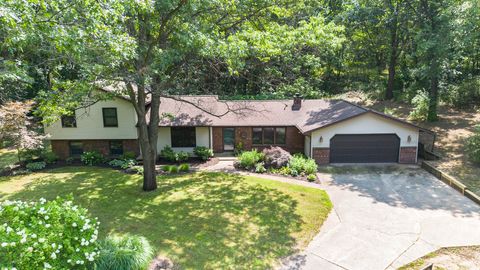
[178,163,190,172]
[307,174,317,182]
[25,161,46,171]
[160,146,177,162]
[161,165,172,172]
[160,146,189,163]
[168,165,179,174]
[193,146,214,161]
[255,163,266,173]
[409,90,429,122]
[177,151,189,162]
[238,150,264,170]
[131,166,144,175]
[466,125,480,163]
[443,77,480,108]
[121,151,137,160]
[81,151,105,166]
[18,148,42,162]
[108,159,125,168]
[66,157,75,165]
[0,197,99,269]
[234,142,244,156]
[262,146,292,168]
[288,154,318,175]
[95,234,153,270]
[41,151,58,164]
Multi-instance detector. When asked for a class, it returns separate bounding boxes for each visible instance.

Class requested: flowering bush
[81,151,105,166]
[0,197,100,269]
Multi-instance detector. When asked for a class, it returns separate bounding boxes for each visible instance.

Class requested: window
[252,128,263,145]
[61,113,77,128]
[263,128,275,144]
[171,127,196,147]
[252,127,287,145]
[69,141,83,156]
[275,127,286,144]
[109,141,123,156]
[102,108,118,127]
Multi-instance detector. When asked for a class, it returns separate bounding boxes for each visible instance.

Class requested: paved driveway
[282,165,480,270]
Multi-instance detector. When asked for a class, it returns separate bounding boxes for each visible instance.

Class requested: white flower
[20,237,27,243]
[51,243,56,248]
[45,224,51,228]
[1,242,7,247]
[44,262,52,269]
[39,238,45,243]
[31,233,37,238]
[72,222,77,227]
[51,252,57,259]
[27,247,33,252]
[44,215,49,220]
[39,198,46,204]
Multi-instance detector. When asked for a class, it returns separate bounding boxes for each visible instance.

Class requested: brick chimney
[292,93,302,110]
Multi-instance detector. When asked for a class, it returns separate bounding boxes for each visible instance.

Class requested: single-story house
[45,91,431,165]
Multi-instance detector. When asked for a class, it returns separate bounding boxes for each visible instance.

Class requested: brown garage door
[330,134,400,163]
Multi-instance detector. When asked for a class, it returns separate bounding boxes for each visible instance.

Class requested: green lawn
[0,148,18,171]
[0,167,332,269]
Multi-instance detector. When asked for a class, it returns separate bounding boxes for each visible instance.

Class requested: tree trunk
[141,144,157,191]
[386,14,398,100]
[427,75,439,122]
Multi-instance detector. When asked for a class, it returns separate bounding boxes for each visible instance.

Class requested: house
[45,90,431,165]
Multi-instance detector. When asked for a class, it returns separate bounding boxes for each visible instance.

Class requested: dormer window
[61,113,77,128]
[102,108,118,127]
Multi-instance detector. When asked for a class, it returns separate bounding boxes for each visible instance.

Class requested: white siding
[311,112,419,148]
[44,98,137,140]
[156,127,210,154]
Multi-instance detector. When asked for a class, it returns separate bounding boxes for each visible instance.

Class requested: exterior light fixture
[319,136,323,143]
[407,135,411,143]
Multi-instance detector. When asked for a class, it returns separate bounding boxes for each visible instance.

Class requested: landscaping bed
[0,167,332,269]
[234,147,320,183]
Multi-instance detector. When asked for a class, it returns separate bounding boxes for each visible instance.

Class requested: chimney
[292,93,302,111]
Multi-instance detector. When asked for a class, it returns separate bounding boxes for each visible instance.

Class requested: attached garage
[330,134,400,163]
[309,112,422,165]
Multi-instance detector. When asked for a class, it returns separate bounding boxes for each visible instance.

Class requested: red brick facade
[51,139,139,159]
[211,126,305,154]
[312,147,330,165]
[399,146,417,164]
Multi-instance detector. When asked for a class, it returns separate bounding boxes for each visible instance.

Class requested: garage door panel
[330,134,400,163]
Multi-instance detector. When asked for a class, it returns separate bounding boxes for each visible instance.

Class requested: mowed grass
[0,148,18,171]
[0,167,331,269]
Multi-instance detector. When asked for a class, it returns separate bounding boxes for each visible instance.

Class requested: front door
[223,128,235,151]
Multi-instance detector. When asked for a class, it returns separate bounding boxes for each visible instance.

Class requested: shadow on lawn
[5,168,302,269]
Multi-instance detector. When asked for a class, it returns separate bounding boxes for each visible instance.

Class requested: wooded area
[1,0,479,190]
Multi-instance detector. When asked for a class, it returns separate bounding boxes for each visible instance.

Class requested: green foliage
[193,146,214,161]
[0,197,99,269]
[168,165,179,174]
[255,163,266,173]
[95,234,153,270]
[160,146,189,163]
[25,161,46,171]
[41,151,58,164]
[466,126,480,164]
[234,142,244,156]
[238,150,265,170]
[443,77,480,109]
[66,157,75,165]
[177,151,189,162]
[307,174,317,182]
[178,163,190,172]
[409,90,430,122]
[108,159,137,170]
[81,151,105,166]
[288,154,318,175]
[18,148,42,163]
[130,166,144,175]
[121,151,137,160]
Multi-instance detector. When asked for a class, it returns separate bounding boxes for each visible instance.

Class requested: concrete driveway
[281,165,480,270]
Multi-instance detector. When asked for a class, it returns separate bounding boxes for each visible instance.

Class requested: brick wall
[51,139,140,159]
[312,147,330,165]
[212,127,223,153]
[399,147,417,164]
